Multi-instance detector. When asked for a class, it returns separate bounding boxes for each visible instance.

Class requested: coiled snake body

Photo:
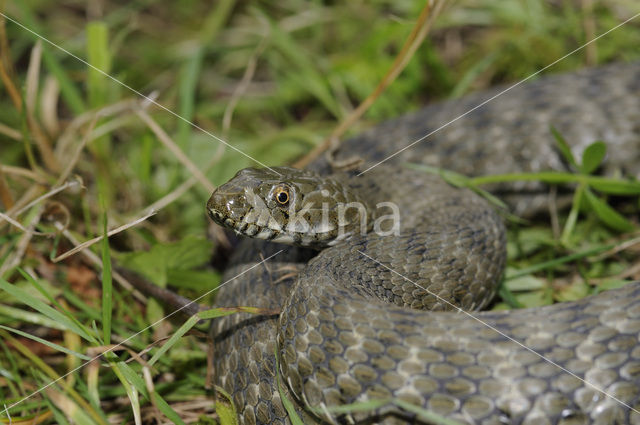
[207,62,640,425]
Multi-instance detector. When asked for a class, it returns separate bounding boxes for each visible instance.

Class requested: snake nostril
[207,190,228,223]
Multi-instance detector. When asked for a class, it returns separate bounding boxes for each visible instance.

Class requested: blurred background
[3,1,640,237]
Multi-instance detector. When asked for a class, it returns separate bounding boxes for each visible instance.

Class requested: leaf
[507,227,554,259]
[513,289,553,308]
[580,141,606,174]
[118,236,214,286]
[594,279,631,293]
[583,188,634,232]
[215,386,239,425]
[554,279,591,302]
[166,269,221,291]
[551,127,577,169]
[588,178,640,195]
[503,274,546,291]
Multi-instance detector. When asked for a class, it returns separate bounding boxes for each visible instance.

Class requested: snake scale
[206,62,640,425]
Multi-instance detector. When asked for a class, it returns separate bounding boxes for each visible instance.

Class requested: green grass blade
[129,307,277,381]
[116,362,187,425]
[551,127,578,169]
[505,243,614,280]
[0,325,91,360]
[13,271,96,343]
[583,187,635,232]
[393,399,466,425]
[560,184,584,245]
[0,304,67,330]
[148,315,200,367]
[47,390,100,425]
[274,347,304,425]
[101,209,113,345]
[177,0,234,148]
[149,390,187,425]
[197,306,277,320]
[266,17,342,119]
[115,362,149,398]
[497,285,524,309]
[9,2,86,114]
[41,49,87,115]
[110,362,141,424]
[587,179,640,195]
[177,50,204,148]
[86,20,112,163]
[468,171,640,193]
[0,277,95,342]
[1,331,109,425]
[318,399,390,414]
[86,21,111,108]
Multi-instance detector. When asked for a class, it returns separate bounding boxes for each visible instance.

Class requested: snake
[205,62,640,425]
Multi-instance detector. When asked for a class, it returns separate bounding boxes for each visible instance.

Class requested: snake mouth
[207,208,245,233]
[206,207,234,228]
[209,204,340,246]
[207,203,283,241]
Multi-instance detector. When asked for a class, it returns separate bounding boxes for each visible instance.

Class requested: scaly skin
[208,62,640,425]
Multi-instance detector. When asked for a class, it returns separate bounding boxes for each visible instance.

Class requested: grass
[1,0,640,424]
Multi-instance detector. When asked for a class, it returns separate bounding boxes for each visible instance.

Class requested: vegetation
[1,0,640,423]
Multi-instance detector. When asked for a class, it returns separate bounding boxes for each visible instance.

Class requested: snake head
[207,167,371,247]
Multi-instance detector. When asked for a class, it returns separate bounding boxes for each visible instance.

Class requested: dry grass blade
[10,179,82,218]
[222,39,267,138]
[145,143,224,213]
[136,109,215,193]
[55,98,139,158]
[0,211,48,235]
[0,122,21,140]
[1,185,46,226]
[0,165,45,182]
[0,12,22,111]
[0,204,43,277]
[26,41,59,172]
[53,222,146,301]
[0,165,14,209]
[52,209,157,262]
[293,0,447,168]
[56,115,99,185]
[41,75,61,136]
[581,0,597,65]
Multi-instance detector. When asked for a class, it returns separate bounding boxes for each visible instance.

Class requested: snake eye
[274,186,290,206]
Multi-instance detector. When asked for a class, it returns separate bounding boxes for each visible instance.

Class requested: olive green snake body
[207,62,640,425]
